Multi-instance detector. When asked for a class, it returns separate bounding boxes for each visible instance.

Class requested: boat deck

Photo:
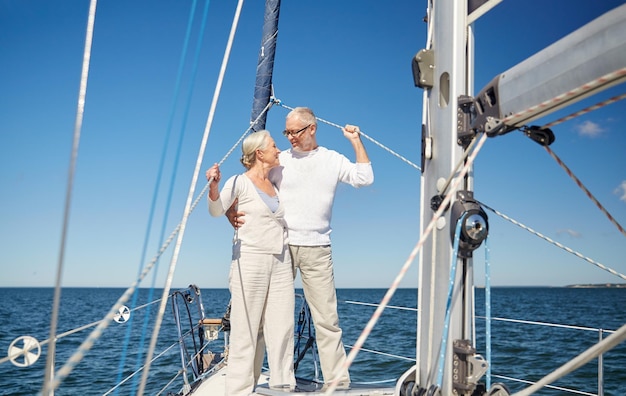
[191,367,395,395]
[255,379,396,395]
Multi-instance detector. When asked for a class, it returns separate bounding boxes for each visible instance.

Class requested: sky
[0,0,624,290]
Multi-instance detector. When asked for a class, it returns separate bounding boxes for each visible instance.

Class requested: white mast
[413,1,483,394]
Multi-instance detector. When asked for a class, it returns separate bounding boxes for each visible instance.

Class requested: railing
[336,297,624,396]
[478,315,616,396]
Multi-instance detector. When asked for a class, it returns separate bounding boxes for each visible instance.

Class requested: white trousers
[226,249,295,396]
[289,245,350,385]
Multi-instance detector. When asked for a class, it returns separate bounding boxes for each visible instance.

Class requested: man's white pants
[289,245,350,386]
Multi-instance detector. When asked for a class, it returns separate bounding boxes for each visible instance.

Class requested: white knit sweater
[270,147,373,246]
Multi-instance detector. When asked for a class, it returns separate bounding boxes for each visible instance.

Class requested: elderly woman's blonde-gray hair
[241,130,271,169]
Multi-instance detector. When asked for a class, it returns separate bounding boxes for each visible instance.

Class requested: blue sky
[1,0,624,289]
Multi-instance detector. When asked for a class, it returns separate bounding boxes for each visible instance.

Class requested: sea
[1,287,625,396]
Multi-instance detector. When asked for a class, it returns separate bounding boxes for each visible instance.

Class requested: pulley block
[450,191,489,258]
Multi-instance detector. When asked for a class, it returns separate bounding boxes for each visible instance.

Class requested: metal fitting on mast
[450,191,489,258]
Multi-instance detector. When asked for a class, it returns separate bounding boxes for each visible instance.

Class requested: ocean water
[1,287,625,395]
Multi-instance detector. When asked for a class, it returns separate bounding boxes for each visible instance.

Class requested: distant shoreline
[565,283,626,288]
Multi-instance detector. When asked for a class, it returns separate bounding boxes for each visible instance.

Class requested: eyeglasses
[282,124,311,137]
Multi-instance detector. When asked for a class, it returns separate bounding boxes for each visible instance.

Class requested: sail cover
[250,0,281,131]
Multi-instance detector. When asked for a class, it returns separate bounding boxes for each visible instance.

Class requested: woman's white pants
[226,249,295,396]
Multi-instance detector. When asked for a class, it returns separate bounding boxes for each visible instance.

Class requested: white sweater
[270,147,373,246]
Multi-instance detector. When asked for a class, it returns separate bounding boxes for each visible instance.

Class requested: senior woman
[205,130,295,396]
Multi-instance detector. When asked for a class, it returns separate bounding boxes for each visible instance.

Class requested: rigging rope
[43,0,98,394]
[484,237,493,390]
[276,100,422,172]
[478,201,626,282]
[435,215,465,387]
[542,92,626,129]
[541,145,626,238]
[323,132,489,395]
[531,91,626,238]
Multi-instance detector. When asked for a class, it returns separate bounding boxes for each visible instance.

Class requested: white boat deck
[191,366,395,395]
[254,380,396,395]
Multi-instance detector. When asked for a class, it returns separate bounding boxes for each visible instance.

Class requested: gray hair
[241,130,271,169]
[286,107,317,126]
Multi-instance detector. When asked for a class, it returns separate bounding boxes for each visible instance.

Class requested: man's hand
[225,198,246,229]
[342,124,370,163]
[342,124,361,141]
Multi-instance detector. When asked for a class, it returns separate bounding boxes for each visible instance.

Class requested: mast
[250,0,281,131]
[412,1,484,394]
[396,1,497,395]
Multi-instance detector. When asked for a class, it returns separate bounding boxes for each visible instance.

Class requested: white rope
[276,101,422,171]
[479,201,626,282]
[43,0,98,393]
[137,0,246,394]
